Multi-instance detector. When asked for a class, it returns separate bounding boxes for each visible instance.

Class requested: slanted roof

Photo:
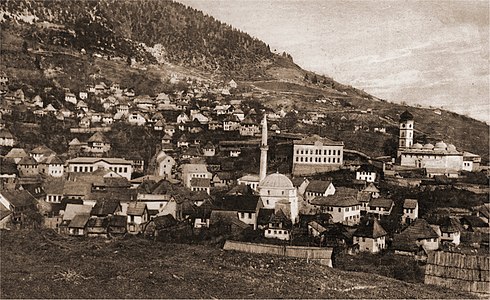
[31,145,56,156]
[5,148,28,159]
[291,177,308,188]
[403,199,418,209]
[0,129,14,139]
[269,209,290,223]
[357,164,378,173]
[67,157,132,165]
[91,201,120,216]
[439,216,463,233]
[356,191,371,203]
[40,155,63,165]
[353,218,387,238]
[0,190,36,208]
[127,202,147,216]
[18,156,38,165]
[399,110,414,122]
[293,134,343,146]
[362,182,379,193]
[305,180,332,193]
[88,131,110,143]
[68,214,90,228]
[460,215,488,229]
[0,158,18,175]
[310,188,359,207]
[308,220,327,234]
[63,204,93,221]
[257,208,275,225]
[399,218,439,239]
[221,194,260,212]
[181,164,209,174]
[190,178,211,188]
[368,198,394,209]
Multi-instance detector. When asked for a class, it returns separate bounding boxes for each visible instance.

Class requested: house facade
[66,157,133,180]
[292,135,344,176]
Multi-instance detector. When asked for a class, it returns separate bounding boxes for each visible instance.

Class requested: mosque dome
[447,144,457,152]
[423,143,434,150]
[434,141,448,151]
[412,143,423,149]
[260,173,294,189]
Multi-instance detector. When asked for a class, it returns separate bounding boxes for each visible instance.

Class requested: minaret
[398,110,414,158]
[259,114,268,182]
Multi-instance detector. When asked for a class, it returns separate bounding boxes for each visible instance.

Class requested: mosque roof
[399,110,414,122]
[259,173,294,189]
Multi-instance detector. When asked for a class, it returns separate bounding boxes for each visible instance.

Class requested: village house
[304,180,336,202]
[0,189,37,226]
[4,148,28,164]
[353,218,387,253]
[127,112,147,126]
[38,155,64,177]
[239,116,260,136]
[367,198,394,218]
[438,216,462,246]
[308,220,328,237]
[393,218,440,254]
[202,142,216,157]
[220,193,262,229]
[126,202,149,234]
[181,164,212,188]
[292,135,344,176]
[86,132,111,154]
[0,129,15,146]
[64,93,77,104]
[190,178,211,195]
[310,187,360,225]
[402,199,418,225]
[17,156,39,177]
[67,214,91,236]
[264,209,291,241]
[155,150,176,178]
[356,164,378,182]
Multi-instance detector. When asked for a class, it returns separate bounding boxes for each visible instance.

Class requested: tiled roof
[399,218,439,239]
[67,157,132,165]
[308,221,327,234]
[356,191,371,203]
[87,131,110,143]
[181,164,209,174]
[31,145,56,156]
[357,164,378,173]
[353,218,387,238]
[221,194,260,212]
[257,208,275,225]
[91,200,121,216]
[190,178,211,187]
[305,180,332,193]
[439,216,464,233]
[127,202,147,216]
[68,214,90,228]
[368,198,393,209]
[18,156,38,165]
[293,134,344,146]
[5,148,28,159]
[403,199,418,209]
[363,183,380,193]
[311,188,359,207]
[0,190,36,208]
[63,204,93,221]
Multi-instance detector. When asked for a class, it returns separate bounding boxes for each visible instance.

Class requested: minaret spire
[259,114,268,182]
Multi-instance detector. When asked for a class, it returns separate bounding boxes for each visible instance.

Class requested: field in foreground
[0,230,475,299]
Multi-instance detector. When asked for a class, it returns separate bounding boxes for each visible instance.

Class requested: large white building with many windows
[66,157,133,179]
[292,135,344,175]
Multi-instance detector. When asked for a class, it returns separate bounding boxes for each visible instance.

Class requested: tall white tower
[398,110,414,158]
[259,114,268,182]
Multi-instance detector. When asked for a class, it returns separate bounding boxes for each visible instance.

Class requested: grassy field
[0,230,476,299]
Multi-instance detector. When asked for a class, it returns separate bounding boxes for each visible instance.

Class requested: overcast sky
[179,0,489,123]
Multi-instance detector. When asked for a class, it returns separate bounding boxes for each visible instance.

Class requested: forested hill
[1,0,276,78]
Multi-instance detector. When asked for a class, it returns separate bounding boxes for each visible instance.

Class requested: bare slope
[0,230,475,299]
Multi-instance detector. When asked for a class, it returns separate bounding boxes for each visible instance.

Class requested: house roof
[368,198,394,209]
[91,200,121,216]
[439,216,463,233]
[31,145,56,156]
[305,180,332,193]
[0,129,13,139]
[399,110,414,122]
[460,215,488,229]
[63,204,93,221]
[353,218,387,238]
[5,148,28,159]
[18,156,38,165]
[0,190,36,208]
[399,218,439,239]
[153,214,178,229]
[88,131,110,143]
[127,202,147,216]
[403,199,418,209]
[291,178,308,188]
[68,214,90,228]
[308,220,327,234]
[311,188,359,207]
[63,181,92,197]
[362,182,380,193]
[357,164,378,173]
[221,194,260,212]
[181,164,209,174]
[190,178,211,188]
[67,157,132,165]
[269,209,290,223]
[86,217,110,228]
[0,158,18,175]
[257,208,275,225]
[42,178,65,194]
[293,134,344,146]
[356,191,372,203]
[40,155,63,165]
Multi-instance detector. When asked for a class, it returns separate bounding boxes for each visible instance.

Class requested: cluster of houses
[0,70,488,261]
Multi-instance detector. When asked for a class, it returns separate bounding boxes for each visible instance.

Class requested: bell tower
[398,110,414,158]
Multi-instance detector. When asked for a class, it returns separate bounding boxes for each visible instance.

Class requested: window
[338,208,341,213]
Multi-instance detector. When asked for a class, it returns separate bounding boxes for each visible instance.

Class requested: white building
[155,150,175,178]
[66,157,133,179]
[353,218,387,253]
[181,164,211,188]
[402,199,418,225]
[310,187,360,225]
[38,155,64,177]
[304,180,335,202]
[356,164,378,182]
[292,135,344,176]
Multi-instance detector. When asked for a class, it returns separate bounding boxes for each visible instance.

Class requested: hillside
[0,230,476,299]
[0,0,488,161]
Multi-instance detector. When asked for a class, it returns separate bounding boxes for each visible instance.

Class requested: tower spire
[259,114,268,182]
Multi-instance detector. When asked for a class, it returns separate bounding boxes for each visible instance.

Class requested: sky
[179,0,489,123]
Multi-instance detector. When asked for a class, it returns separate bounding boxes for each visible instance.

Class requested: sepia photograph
[0,0,488,298]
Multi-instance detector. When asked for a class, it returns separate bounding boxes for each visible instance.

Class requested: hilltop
[0,0,488,161]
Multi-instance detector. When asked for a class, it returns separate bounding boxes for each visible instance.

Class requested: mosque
[397,110,481,177]
[239,115,299,223]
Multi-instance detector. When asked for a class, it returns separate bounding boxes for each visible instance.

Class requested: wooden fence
[223,240,333,267]
[424,251,489,296]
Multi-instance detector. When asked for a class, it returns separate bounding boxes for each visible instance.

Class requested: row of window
[295,157,341,163]
[239,212,253,219]
[72,165,128,173]
[295,149,342,156]
[344,215,360,221]
[323,205,361,212]
[267,229,288,235]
